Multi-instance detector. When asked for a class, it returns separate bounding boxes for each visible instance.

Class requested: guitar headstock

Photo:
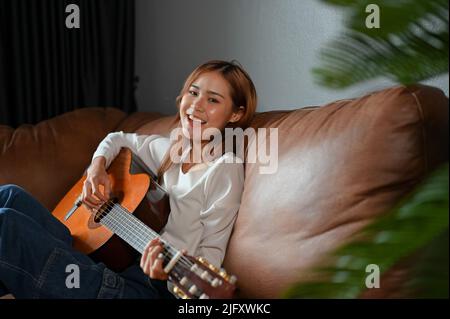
[169,255,237,299]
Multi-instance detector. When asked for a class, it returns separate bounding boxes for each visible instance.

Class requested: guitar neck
[96,200,236,299]
[98,202,173,256]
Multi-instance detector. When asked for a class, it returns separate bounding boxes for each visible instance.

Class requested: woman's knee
[0,184,38,214]
[0,184,25,197]
[0,207,20,225]
[0,184,26,206]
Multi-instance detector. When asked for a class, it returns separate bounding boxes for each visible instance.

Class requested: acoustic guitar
[52,148,237,299]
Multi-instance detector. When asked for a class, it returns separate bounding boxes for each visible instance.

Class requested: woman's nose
[190,101,205,113]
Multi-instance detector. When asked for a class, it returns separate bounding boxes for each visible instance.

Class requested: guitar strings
[101,201,178,261]
[95,200,196,271]
[102,201,185,262]
[98,200,189,264]
[97,201,195,273]
[102,201,197,273]
[96,204,190,286]
[89,200,221,294]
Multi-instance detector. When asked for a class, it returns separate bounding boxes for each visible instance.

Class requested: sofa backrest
[222,84,448,298]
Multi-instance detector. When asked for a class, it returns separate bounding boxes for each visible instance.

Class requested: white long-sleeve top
[91,132,244,268]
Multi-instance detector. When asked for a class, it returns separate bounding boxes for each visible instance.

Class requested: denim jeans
[0,184,175,299]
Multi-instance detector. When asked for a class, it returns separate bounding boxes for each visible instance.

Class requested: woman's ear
[229,106,245,123]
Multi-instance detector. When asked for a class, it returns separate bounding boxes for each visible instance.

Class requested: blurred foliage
[313,0,449,88]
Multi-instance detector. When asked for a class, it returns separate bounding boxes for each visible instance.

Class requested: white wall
[135,0,449,114]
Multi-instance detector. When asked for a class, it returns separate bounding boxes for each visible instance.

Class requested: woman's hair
[156,60,258,183]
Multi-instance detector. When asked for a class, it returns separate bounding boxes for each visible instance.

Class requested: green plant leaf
[314,0,449,88]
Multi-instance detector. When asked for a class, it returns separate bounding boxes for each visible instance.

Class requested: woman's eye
[189,90,198,96]
[209,98,219,103]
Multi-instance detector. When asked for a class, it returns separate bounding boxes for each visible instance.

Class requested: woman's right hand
[82,156,111,210]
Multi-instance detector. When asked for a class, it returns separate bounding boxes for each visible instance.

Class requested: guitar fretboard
[99,203,162,255]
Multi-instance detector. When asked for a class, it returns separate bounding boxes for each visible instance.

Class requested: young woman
[0,60,257,298]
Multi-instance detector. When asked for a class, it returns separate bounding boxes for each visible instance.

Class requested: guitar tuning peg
[188,284,199,295]
[180,276,189,286]
[211,278,222,287]
[200,270,212,281]
[190,263,199,272]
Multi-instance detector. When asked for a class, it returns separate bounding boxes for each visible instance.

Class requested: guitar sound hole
[94,197,119,223]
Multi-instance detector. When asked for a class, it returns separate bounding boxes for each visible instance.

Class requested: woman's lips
[187,114,207,125]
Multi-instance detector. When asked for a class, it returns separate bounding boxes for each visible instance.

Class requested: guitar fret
[103,211,145,252]
[100,204,160,254]
[103,215,137,249]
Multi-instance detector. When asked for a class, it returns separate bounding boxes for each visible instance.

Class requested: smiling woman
[179,71,244,141]
[157,60,257,183]
[0,60,258,299]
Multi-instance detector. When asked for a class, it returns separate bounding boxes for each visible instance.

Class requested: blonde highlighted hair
[157,60,258,183]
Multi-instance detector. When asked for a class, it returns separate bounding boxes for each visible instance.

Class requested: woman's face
[179,71,243,141]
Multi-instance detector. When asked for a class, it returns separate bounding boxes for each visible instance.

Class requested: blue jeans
[0,184,175,299]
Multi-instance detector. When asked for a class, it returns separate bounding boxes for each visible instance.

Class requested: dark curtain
[0,0,136,127]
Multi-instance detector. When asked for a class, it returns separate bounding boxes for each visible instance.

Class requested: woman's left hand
[140,238,169,280]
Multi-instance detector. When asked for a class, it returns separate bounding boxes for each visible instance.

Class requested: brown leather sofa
[0,84,448,298]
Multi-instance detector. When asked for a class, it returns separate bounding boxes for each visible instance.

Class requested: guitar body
[52,148,163,271]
